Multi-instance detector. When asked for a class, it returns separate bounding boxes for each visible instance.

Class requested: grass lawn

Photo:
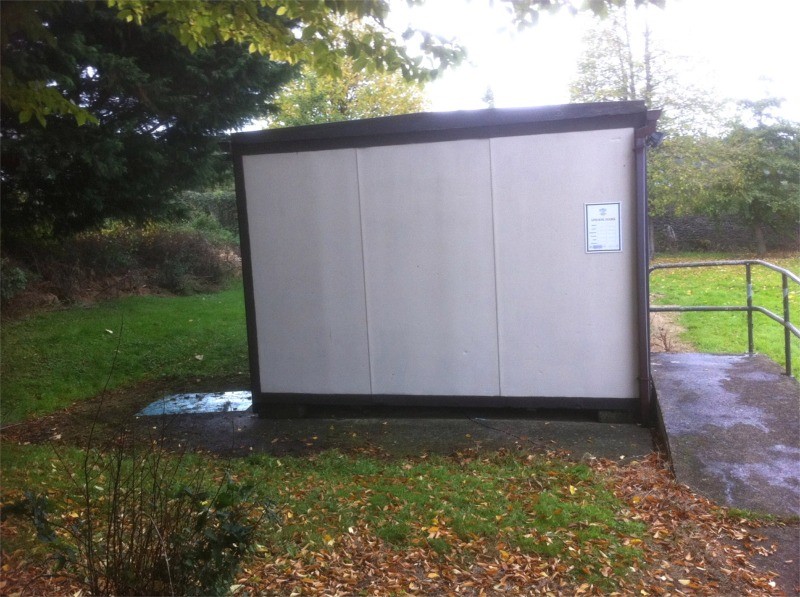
[0,444,644,591]
[650,253,800,377]
[0,442,783,595]
[3,254,798,424]
[1,256,796,595]
[1,281,248,424]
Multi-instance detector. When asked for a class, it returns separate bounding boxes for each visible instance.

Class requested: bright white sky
[392,0,800,123]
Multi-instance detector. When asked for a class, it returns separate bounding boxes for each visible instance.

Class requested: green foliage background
[1,2,294,242]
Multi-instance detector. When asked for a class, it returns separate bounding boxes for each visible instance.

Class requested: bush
[10,433,275,596]
[73,226,138,275]
[3,223,239,303]
[174,187,239,240]
[1,258,29,302]
[138,225,237,294]
[187,211,239,246]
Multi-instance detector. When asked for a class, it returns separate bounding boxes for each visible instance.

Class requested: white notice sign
[585,203,621,253]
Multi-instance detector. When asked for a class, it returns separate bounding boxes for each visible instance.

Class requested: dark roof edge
[231,101,650,155]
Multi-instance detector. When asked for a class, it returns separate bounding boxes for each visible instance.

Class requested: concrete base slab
[652,353,800,517]
[142,407,655,462]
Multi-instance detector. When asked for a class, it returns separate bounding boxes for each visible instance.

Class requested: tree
[647,134,734,218]
[713,102,799,254]
[647,102,799,255]
[1,2,295,240]
[569,0,722,137]
[272,58,427,127]
[568,1,780,254]
[1,0,666,242]
[2,0,664,128]
[1,0,465,128]
[570,3,644,102]
[0,0,464,242]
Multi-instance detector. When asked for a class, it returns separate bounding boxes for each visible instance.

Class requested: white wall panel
[241,128,640,402]
[491,130,638,398]
[242,150,371,394]
[358,141,500,395]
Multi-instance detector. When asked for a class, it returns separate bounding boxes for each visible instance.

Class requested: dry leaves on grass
[0,522,83,597]
[603,453,788,596]
[236,523,606,596]
[1,453,794,596]
[235,454,791,596]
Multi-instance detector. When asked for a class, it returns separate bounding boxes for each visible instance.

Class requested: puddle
[137,391,252,416]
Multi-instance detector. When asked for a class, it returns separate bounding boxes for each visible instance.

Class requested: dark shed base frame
[253,393,638,419]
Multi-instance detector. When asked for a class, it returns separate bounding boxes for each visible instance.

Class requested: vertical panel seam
[488,139,503,396]
[355,149,374,394]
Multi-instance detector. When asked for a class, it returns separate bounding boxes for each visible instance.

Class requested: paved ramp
[652,352,800,517]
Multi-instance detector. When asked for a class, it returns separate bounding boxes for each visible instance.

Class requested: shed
[231,101,660,421]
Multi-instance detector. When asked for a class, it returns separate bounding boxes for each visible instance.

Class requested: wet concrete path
[652,352,800,517]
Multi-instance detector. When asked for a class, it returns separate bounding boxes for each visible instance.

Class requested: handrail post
[746,263,754,355]
[650,259,798,378]
[783,273,792,377]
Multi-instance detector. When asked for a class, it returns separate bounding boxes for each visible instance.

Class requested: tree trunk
[620,6,637,100]
[754,223,767,256]
[643,16,654,107]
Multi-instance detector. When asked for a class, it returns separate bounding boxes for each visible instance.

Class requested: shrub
[3,308,272,594]
[10,434,275,596]
[138,225,237,294]
[3,223,239,303]
[1,258,29,302]
[175,187,239,236]
[73,226,138,275]
[187,211,239,246]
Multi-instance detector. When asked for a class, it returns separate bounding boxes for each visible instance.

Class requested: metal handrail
[649,260,799,377]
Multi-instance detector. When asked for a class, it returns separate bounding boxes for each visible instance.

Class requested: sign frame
[585,202,622,253]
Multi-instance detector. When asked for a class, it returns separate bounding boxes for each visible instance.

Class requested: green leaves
[272,58,426,127]
[3,0,462,129]
[648,105,799,255]
[103,0,464,84]
[503,0,664,30]
[1,69,99,129]
[2,2,297,239]
[569,0,722,137]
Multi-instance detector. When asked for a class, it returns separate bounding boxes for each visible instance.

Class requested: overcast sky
[395,0,800,122]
